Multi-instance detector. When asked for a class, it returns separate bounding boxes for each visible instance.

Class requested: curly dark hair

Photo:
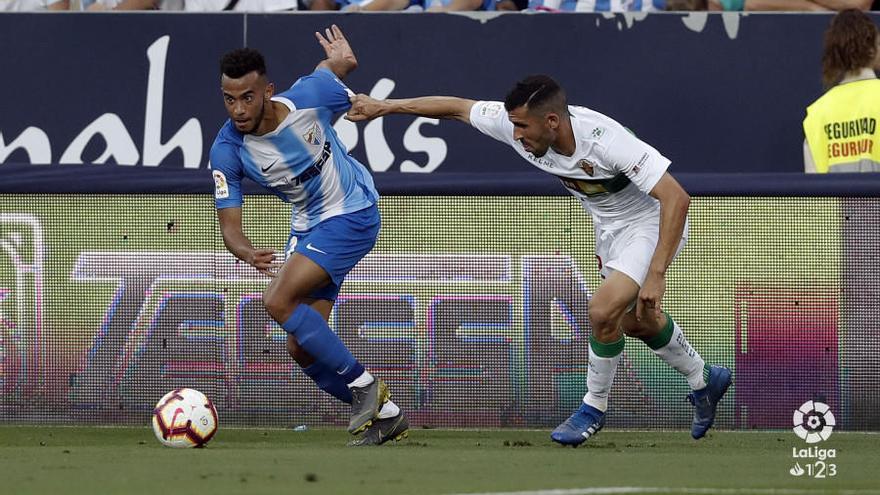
[504,75,568,116]
[822,9,878,88]
[220,48,267,79]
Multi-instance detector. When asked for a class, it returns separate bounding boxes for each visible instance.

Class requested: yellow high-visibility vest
[803,78,880,173]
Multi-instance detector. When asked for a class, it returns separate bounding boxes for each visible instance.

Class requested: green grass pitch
[1,426,878,495]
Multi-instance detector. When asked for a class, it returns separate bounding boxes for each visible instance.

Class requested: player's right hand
[346,94,384,122]
[315,24,358,75]
[247,248,280,278]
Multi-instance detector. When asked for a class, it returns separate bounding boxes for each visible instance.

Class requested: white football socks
[347,370,375,389]
[648,317,707,391]
[583,337,624,412]
[377,400,400,419]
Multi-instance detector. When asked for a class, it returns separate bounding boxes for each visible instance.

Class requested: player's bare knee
[261,286,284,320]
[262,285,302,322]
[588,301,620,334]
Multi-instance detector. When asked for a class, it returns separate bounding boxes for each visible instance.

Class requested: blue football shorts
[283,204,380,301]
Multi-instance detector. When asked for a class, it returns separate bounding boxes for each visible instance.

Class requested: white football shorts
[595,217,689,287]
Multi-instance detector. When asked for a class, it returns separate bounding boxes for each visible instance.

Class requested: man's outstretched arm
[347,94,477,124]
[315,25,358,80]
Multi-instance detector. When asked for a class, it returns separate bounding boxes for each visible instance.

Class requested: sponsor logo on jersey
[590,127,606,139]
[577,159,595,176]
[480,102,504,119]
[562,178,605,196]
[631,152,650,175]
[302,122,323,146]
[524,150,553,168]
[212,170,229,199]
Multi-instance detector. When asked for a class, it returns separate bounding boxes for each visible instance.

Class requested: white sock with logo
[583,336,623,413]
[645,315,708,390]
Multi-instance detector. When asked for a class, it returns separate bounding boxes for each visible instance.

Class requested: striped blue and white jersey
[527,0,664,11]
[419,0,497,9]
[209,68,378,232]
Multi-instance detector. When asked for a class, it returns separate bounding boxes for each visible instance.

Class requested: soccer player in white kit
[346,75,732,446]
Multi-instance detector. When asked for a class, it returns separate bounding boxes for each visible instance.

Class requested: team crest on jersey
[302,122,322,146]
[577,159,595,177]
[212,170,229,199]
[591,127,606,139]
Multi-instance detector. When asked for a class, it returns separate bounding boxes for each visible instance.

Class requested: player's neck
[252,101,291,136]
[551,118,576,157]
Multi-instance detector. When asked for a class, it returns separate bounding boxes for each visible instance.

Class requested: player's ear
[546,112,560,130]
[265,82,275,100]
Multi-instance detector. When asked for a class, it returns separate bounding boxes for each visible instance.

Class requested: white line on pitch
[445,487,880,495]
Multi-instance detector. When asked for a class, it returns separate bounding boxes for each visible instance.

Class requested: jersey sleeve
[599,126,671,195]
[209,141,244,209]
[469,100,515,145]
[283,68,354,113]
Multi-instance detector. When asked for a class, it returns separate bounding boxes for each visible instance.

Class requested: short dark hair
[504,75,568,115]
[220,48,267,79]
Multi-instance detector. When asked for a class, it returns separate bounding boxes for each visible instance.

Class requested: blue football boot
[687,365,732,439]
[550,403,606,447]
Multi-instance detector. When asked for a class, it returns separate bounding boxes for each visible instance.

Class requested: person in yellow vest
[803,9,880,173]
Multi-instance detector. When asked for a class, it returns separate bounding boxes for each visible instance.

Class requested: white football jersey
[469,101,671,230]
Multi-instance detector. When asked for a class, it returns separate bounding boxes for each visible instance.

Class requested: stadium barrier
[1,190,878,430]
[1,12,878,431]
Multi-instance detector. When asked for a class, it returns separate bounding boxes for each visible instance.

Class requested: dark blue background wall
[1,12,878,194]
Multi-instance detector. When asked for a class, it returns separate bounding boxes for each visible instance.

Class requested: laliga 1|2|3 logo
[789,400,837,479]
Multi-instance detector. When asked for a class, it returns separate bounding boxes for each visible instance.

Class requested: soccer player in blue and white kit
[347,75,733,446]
[210,26,407,446]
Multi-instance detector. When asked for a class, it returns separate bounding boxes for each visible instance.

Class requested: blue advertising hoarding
[1,12,879,195]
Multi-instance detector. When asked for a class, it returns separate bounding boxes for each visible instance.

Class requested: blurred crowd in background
[1,0,876,13]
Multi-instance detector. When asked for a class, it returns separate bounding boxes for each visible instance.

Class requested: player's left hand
[315,25,358,74]
[345,94,385,122]
[246,248,281,278]
[636,271,665,322]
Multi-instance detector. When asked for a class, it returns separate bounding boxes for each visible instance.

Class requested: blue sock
[282,304,365,385]
[302,363,353,404]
